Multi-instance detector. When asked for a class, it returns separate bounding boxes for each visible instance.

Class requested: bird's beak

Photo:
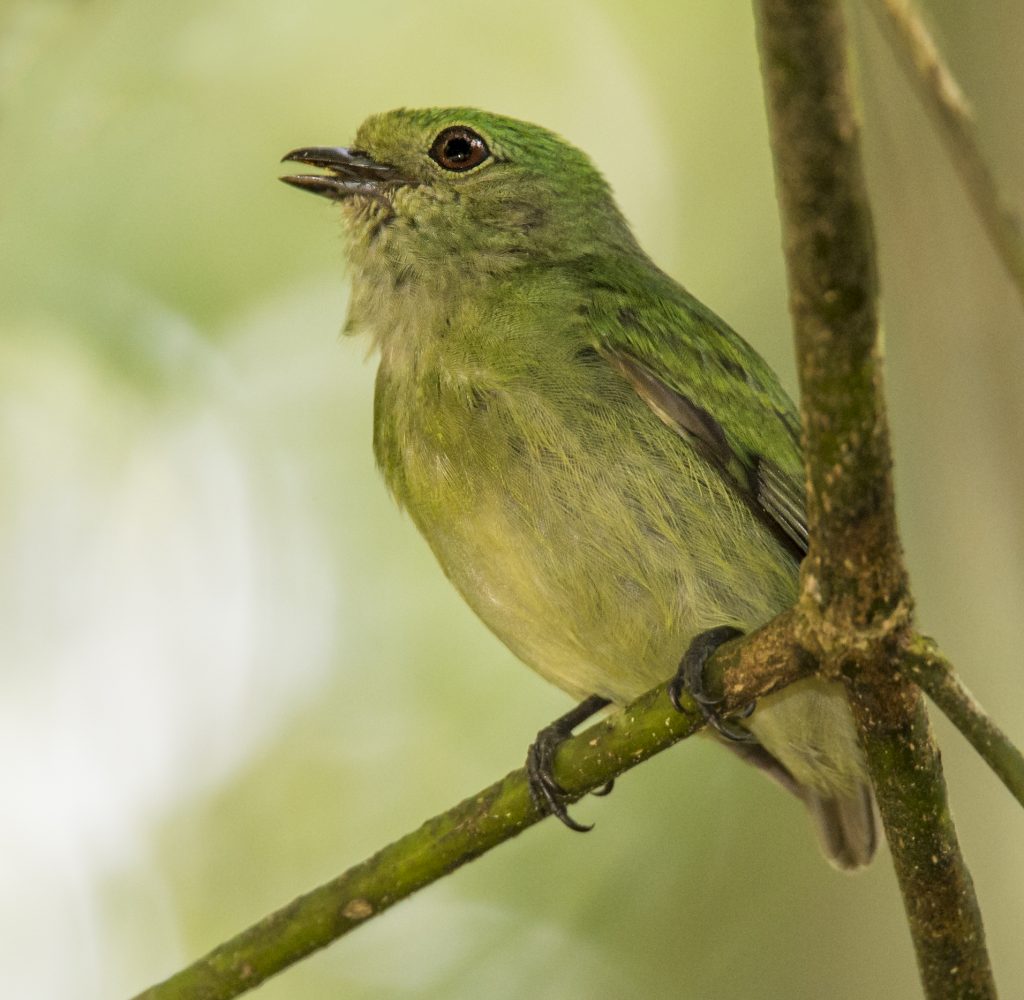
[279,147,410,201]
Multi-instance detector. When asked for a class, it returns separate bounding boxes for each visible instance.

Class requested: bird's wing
[589,285,808,559]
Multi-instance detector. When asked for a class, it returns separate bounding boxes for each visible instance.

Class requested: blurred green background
[2,1,1021,998]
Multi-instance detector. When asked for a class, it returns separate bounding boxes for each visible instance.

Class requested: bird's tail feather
[721,737,878,871]
[738,677,879,871]
[803,785,877,872]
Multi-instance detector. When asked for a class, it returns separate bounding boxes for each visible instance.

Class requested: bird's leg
[527,694,612,832]
[668,626,758,743]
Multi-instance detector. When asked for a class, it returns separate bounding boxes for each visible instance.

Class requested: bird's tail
[738,677,879,871]
[802,785,877,872]
[724,738,877,871]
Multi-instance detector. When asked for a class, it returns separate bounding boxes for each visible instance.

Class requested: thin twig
[867,0,1024,307]
[131,615,810,1000]
[906,635,1024,807]
[752,2,996,997]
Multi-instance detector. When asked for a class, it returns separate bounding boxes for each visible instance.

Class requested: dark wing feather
[590,283,808,560]
[755,456,809,554]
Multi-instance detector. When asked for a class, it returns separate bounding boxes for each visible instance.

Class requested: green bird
[281,107,876,870]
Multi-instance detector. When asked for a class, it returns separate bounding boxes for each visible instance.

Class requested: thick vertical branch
[752,3,995,998]
[755,0,906,628]
[852,674,994,999]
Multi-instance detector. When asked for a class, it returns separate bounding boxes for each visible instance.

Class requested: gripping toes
[669,626,759,743]
[525,694,611,832]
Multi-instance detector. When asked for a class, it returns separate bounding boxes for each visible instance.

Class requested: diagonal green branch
[752,2,996,998]
[131,613,810,1000]
[867,0,1024,308]
[906,635,1024,807]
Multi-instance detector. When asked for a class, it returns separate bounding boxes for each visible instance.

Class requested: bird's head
[281,108,639,287]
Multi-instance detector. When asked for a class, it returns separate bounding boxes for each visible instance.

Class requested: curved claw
[669,626,759,744]
[526,736,593,832]
[525,694,612,832]
[667,673,691,714]
[703,709,759,743]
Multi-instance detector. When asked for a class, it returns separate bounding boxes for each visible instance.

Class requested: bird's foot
[668,626,758,743]
[526,694,611,831]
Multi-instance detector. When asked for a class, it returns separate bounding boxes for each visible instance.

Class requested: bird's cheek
[392,186,427,219]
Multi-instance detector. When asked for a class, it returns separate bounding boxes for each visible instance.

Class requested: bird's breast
[370,329,797,703]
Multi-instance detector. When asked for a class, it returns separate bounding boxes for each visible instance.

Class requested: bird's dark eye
[429,126,490,172]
